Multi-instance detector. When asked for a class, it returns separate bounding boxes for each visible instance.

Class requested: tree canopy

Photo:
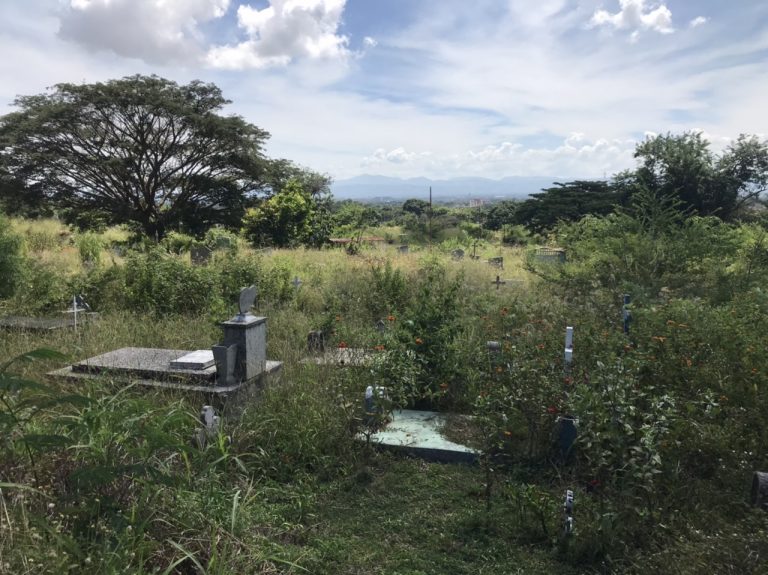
[514,180,628,234]
[0,75,270,239]
[628,132,768,219]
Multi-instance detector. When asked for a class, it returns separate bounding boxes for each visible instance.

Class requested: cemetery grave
[49,287,283,413]
[0,295,98,331]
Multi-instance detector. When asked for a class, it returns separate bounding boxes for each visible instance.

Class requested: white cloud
[206,0,349,69]
[58,0,230,64]
[689,16,708,29]
[359,135,638,179]
[363,36,378,48]
[591,0,674,37]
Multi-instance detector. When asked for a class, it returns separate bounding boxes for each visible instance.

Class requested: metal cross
[491,275,506,290]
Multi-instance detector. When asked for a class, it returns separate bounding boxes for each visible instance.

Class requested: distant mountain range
[330,175,565,202]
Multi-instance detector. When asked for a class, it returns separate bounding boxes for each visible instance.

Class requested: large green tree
[514,180,628,234]
[630,132,768,219]
[0,75,269,239]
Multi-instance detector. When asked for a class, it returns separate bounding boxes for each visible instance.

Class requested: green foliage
[123,248,220,314]
[242,179,317,248]
[515,180,628,234]
[0,348,84,473]
[0,211,24,298]
[161,231,196,254]
[75,232,104,266]
[482,200,519,231]
[533,188,751,301]
[630,132,768,220]
[203,227,239,253]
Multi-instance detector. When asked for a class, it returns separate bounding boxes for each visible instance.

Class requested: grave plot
[0,296,98,331]
[49,287,282,413]
[362,409,479,463]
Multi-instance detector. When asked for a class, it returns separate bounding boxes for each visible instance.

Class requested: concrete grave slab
[363,409,479,463]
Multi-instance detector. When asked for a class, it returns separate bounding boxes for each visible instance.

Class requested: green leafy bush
[0,212,24,299]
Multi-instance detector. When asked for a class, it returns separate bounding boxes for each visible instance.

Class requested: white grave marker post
[564,326,574,367]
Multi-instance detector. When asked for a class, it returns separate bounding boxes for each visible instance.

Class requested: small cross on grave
[291,276,303,290]
[491,275,506,290]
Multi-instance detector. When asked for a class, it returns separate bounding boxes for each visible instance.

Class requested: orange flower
[387,315,395,322]
[415,337,423,345]
[373,345,385,352]
[337,341,348,349]
[503,430,512,437]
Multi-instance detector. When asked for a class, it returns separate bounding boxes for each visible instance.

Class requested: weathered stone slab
[363,409,479,463]
[70,347,217,383]
[169,350,215,370]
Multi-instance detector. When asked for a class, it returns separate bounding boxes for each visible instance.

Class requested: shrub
[76,232,104,266]
[0,212,24,299]
[123,248,220,314]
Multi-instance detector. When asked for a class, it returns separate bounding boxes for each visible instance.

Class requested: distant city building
[469,198,486,208]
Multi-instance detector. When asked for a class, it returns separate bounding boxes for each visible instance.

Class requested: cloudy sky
[1,0,766,180]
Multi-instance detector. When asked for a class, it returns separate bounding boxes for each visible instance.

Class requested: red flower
[387,315,395,322]
[415,337,423,345]
[337,341,348,349]
[546,405,558,414]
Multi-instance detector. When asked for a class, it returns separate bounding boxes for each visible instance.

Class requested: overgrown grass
[2,215,768,573]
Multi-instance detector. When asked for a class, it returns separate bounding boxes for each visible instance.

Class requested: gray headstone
[488,256,504,269]
[307,330,326,353]
[191,245,212,266]
[212,344,238,386]
[238,285,258,317]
